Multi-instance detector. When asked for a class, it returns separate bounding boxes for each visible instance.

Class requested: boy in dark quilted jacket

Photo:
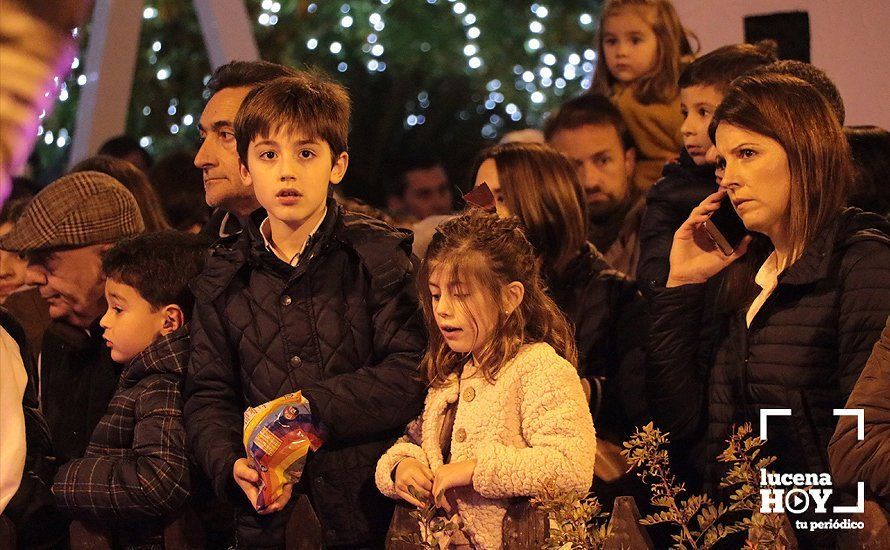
[183,72,427,548]
[637,41,778,295]
[52,231,209,547]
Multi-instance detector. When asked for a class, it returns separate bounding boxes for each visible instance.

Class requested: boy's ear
[239,159,253,188]
[329,152,349,185]
[160,304,184,335]
[503,281,525,316]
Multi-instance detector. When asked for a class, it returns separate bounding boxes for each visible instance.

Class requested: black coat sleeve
[645,283,710,442]
[637,180,683,295]
[183,298,246,502]
[609,280,651,433]
[829,240,890,496]
[301,249,427,443]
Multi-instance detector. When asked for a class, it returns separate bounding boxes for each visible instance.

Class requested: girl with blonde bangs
[591,0,696,191]
[376,211,595,549]
[592,0,695,105]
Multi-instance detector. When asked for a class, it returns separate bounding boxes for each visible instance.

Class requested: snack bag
[243,391,325,510]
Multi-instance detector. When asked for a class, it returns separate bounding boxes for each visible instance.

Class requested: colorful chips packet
[243,391,325,510]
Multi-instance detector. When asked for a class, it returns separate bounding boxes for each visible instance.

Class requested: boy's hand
[233,458,295,514]
[233,458,260,505]
[394,458,433,508]
[432,459,476,513]
[258,482,293,515]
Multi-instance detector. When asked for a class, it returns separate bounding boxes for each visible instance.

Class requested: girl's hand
[667,190,752,287]
[394,458,434,508]
[432,460,476,512]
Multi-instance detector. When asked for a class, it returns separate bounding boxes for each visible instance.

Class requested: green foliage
[36,0,601,202]
[622,422,792,549]
[532,491,612,549]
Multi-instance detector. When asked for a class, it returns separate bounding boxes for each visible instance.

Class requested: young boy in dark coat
[636,42,777,295]
[52,231,208,547]
[183,72,427,548]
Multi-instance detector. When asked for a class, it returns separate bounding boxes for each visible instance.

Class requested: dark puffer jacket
[546,243,649,440]
[637,150,717,297]
[648,209,890,488]
[184,201,427,548]
[829,315,890,499]
[53,327,190,547]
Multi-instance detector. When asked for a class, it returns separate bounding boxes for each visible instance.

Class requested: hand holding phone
[703,192,748,256]
[666,190,752,287]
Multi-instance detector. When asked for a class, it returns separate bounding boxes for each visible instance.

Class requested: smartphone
[703,194,748,255]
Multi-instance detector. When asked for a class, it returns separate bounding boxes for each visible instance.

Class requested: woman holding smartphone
[647,73,890,546]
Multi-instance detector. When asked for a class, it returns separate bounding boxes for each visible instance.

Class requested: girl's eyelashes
[738,148,756,159]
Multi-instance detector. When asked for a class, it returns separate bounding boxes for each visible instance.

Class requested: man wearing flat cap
[0,170,144,463]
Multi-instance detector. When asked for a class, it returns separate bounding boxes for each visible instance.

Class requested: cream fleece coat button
[376,343,596,549]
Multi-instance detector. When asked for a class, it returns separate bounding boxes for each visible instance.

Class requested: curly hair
[418,210,577,386]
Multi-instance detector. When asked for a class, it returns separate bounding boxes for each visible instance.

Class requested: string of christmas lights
[35,1,601,176]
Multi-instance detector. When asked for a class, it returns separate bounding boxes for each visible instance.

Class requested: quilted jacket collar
[119,325,189,389]
[192,198,342,302]
[661,147,716,182]
[780,208,890,286]
[244,197,341,272]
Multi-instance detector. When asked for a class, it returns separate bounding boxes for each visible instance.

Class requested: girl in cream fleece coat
[376,212,596,549]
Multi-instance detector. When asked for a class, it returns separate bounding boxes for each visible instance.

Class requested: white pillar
[69,0,143,166]
[194,0,259,69]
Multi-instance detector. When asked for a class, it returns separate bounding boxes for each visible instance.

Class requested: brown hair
[470,143,588,279]
[592,0,695,104]
[418,210,577,387]
[709,73,854,310]
[746,60,845,125]
[678,40,778,94]
[207,60,299,94]
[543,93,635,150]
[846,125,890,215]
[71,155,171,232]
[234,72,350,168]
